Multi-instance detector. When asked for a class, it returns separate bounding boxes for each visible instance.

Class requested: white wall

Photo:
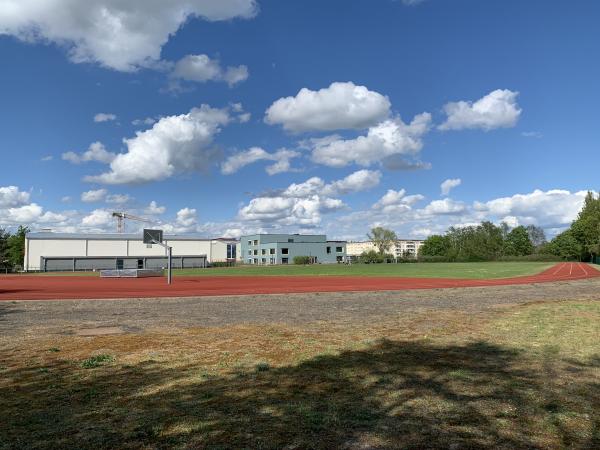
[26,239,87,270]
[168,240,212,258]
[24,237,238,270]
[87,240,128,256]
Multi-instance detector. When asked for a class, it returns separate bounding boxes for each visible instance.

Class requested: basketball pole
[167,246,172,285]
[144,229,171,286]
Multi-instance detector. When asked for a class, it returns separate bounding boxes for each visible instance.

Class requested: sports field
[175,261,556,278]
[1,262,597,301]
[23,261,555,278]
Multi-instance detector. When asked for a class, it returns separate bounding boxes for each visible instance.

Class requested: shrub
[496,254,565,262]
[417,255,452,263]
[80,354,114,369]
[293,256,311,265]
[210,261,236,268]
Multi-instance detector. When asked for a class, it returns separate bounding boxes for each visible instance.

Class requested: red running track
[0,263,598,301]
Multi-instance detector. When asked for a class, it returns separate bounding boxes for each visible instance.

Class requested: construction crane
[112,212,155,233]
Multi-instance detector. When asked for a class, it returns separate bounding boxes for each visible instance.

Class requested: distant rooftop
[26,232,239,242]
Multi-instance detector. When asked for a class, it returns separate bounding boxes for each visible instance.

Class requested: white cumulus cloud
[473,189,590,228]
[0,0,258,72]
[0,186,30,208]
[106,194,132,205]
[423,198,466,215]
[373,189,425,213]
[81,189,107,203]
[171,54,248,87]
[238,171,381,227]
[221,147,300,175]
[62,142,116,165]
[439,89,521,131]
[311,113,432,167]
[145,201,166,215]
[440,178,461,196]
[321,170,382,196]
[94,113,116,123]
[265,82,391,132]
[132,117,157,127]
[81,209,113,227]
[84,105,230,184]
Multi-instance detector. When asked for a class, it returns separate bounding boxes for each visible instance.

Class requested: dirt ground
[2,278,599,339]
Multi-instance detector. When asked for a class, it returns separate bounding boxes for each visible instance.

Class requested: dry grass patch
[0,301,598,449]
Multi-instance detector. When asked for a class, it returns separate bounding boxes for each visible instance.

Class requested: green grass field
[173,261,555,279]
[18,261,556,279]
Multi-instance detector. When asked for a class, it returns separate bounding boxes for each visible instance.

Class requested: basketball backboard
[143,229,163,244]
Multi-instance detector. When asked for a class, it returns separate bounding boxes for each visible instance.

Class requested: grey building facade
[240,234,346,265]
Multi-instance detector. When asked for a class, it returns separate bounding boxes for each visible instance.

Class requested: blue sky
[0,0,598,239]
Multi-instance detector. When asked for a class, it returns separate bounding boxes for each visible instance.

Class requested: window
[248,250,252,256]
[336,256,343,262]
[227,243,236,259]
[326,246,331,254]
[288,238,294,243]
[248,240,252,246]
[137,259,144,269]
[253,249,258,255]
[248,258,253,264]
[282,258,289,264]
[261,249,266,255]
[254,258,258,264]
[336,246,343,253]
[281,248,289,255]
[270,258,275,264]
[269,248,275,255]
[253,240,258,245]
[261,258,266,264]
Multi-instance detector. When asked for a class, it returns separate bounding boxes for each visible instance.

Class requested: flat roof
[241,233,326,238]
[347,239,425,243]
[26,232,239,242]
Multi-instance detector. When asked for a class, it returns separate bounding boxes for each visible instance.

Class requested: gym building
[240,234,347,265]
[23,232,238,272]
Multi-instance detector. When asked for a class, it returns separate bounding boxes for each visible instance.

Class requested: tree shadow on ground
[1,340,598,449]
[0,302,21,321]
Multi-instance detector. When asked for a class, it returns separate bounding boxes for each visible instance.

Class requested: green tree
[367,227,397,255]
[420,235,450,257]
[0,227,11,271]
[570,191,600,260]
[525,225,546,248]
[359,249,384,264]
[504,226,534,256]
[446,221,504,261]
[7,226,29,269]
[548,230,582,260]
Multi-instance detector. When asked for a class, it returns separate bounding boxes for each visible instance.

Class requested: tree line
[0,226,29,272]
[420,191,600,262]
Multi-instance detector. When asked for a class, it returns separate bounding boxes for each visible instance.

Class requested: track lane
[1,263,599,301]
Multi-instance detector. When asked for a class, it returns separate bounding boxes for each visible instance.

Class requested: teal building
[240,234,346,265]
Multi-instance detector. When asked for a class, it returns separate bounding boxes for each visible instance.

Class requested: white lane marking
[552,263,563,276]
[578,262,588,276]
[569,263,573,276]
